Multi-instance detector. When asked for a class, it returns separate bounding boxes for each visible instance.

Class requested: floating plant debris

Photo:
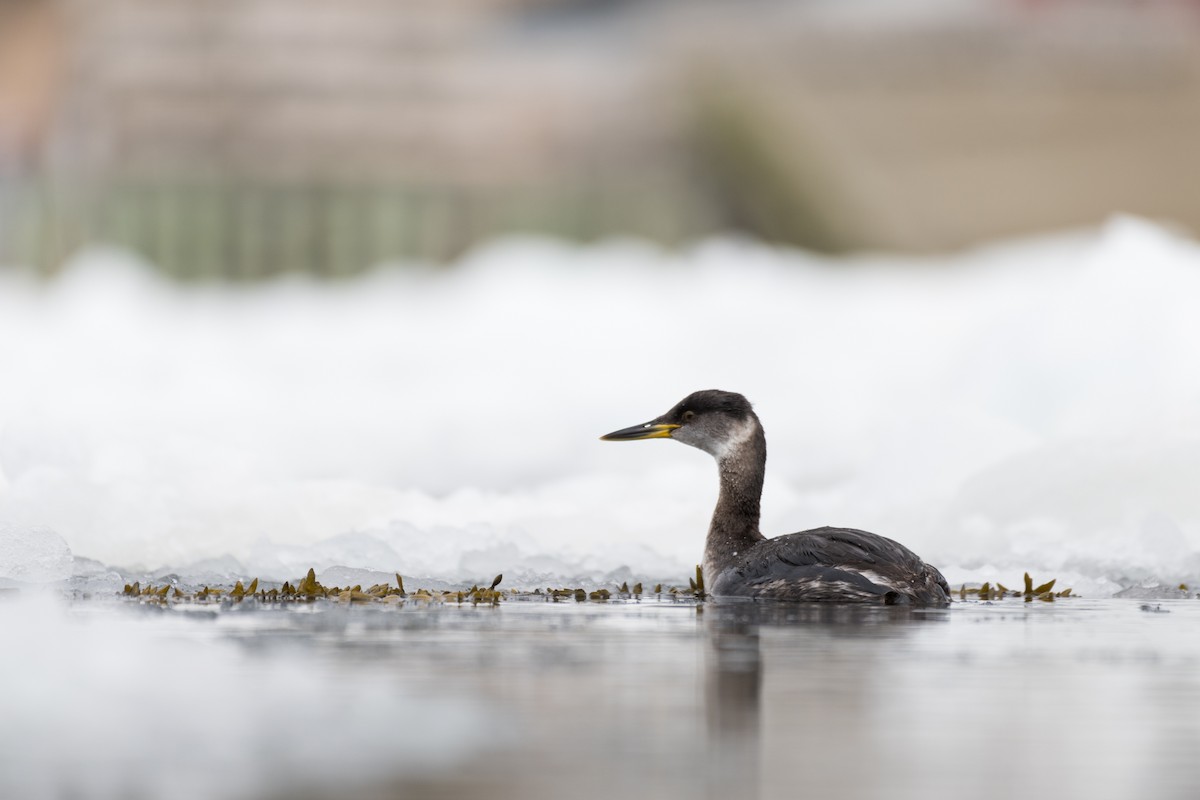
[116,565,711,608]
[117,566,1077,608]
[108,565,1092,608]
[957,572,1074,602]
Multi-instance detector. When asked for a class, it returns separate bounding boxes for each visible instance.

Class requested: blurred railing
[0,178,716,278]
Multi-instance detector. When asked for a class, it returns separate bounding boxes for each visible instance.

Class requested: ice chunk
[0,523,73,583]
[1114,581,1193,600]
[316,564,406,589]
[166,554,247,586]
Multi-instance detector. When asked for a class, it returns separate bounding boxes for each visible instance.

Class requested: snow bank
[2,217,1200,592]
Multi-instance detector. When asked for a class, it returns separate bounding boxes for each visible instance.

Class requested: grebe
[601,390,950,605]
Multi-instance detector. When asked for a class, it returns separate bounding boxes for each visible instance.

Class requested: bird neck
[704,421,767,584]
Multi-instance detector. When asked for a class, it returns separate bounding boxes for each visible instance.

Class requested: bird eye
[682,410,695,422]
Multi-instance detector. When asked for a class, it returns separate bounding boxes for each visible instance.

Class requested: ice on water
[0,522,74,584]
[3,216,1200,591]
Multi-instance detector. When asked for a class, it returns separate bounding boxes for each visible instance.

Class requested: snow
[3,216,1200,592]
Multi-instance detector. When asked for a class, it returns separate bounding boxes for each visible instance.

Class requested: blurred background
[3,0,1200,277]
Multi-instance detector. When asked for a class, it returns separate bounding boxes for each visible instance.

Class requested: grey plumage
[601,389,951,606]
[710,526,950,604]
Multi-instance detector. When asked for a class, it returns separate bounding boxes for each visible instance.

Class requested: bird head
[600,389,759,459]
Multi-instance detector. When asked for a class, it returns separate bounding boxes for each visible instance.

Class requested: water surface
[3,596,1198,800]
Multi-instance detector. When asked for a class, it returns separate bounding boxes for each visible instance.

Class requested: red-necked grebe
[601,390,950,605]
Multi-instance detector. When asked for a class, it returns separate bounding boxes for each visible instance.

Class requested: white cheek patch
[713,417,758,462]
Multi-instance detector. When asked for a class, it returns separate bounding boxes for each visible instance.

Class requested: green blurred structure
[0,179,712,279]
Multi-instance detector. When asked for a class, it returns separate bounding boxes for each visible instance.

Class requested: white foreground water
[3,215,1200,593]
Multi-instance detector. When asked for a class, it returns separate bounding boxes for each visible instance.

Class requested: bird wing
[723,526,949,603]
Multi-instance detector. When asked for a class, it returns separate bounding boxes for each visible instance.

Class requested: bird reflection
[701,602,950,800]
[704,612,763,800]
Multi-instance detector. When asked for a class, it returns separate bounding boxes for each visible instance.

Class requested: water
[3,596,1198,800]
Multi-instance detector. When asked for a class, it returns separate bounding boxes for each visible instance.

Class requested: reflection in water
[705,616,762,800]
[702,603,951,800]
